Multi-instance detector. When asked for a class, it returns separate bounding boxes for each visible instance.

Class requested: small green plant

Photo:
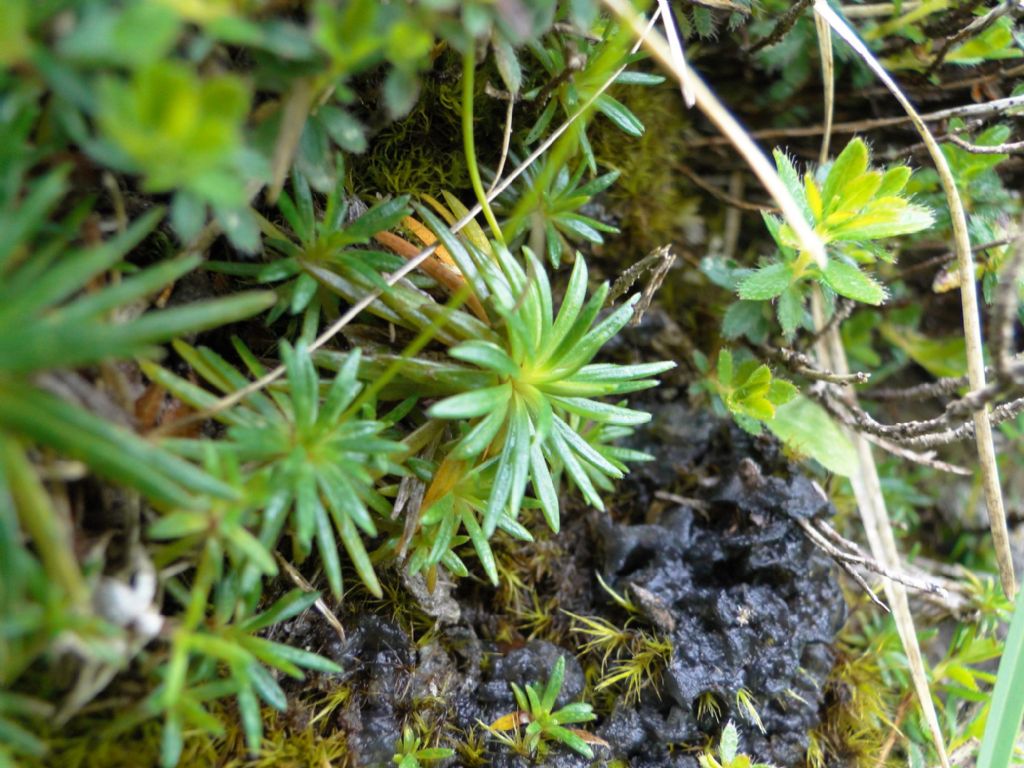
[155,580,341,766]
[145,342,404,599]
[419,212,674,536]
[98,61,261,246]
[694,348,797,435]
[699,721,773,768]
[392,726,454,768]
[736,138,933,337]
[522,27,654,171]
[208,170,411,334]
[910,120,1017,225]
[496,159,621,266]
[487,655,600,760]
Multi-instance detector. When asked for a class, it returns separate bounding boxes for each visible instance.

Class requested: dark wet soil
[277,401,847,767]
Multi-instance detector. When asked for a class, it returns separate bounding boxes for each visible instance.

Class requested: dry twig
[946,133,1024,155]
[275,552,346,643]
[814,1,1016,602]
[685,94,1024,147]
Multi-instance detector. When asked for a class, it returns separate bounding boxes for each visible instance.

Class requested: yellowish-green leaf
[880,324,967,379]
[822,138,869,213]
[766,396,858,477]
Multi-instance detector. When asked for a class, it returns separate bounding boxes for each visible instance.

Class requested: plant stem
[462,49,505,247]
[814,0,1016,601]
[603,0,828,268]
[0,436,88,606]
[815,295,952,768]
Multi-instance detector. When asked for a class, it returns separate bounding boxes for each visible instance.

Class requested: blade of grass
[462,48,505,246]
[976,584,1024,768]
[0,380,234,508]
[0,435,88,605]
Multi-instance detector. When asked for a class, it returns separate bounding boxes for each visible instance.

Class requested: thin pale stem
[813,6,834,164]
[814,0,1015,601]
[811,290,953,768]
[603,0,828,268]
[462,49,505,246]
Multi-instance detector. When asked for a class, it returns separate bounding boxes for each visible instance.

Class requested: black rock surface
[282,403,846,767]
[589,403,846,767]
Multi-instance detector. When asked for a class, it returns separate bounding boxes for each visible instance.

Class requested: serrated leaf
[773,149,812,223]
[737,263,794,301]
[821,260,886,305]
[722,301,768,341]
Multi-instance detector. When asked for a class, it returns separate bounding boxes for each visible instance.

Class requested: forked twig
[946,134,1024,156]
[608,245,676,326]
[860,433,971,476]
[275,552,346,643]
[801,516,947,596]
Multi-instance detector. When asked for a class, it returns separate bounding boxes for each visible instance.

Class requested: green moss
[809,642,898,768]
[591,81,703,253]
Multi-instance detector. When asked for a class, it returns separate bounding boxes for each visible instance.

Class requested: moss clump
[591,80,703,253]
[809,641,898,768]
[348,55,508,199]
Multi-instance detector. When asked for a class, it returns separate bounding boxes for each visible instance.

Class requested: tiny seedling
[699,721,774,768]
[392,726,454,768]
[487,655,602,759]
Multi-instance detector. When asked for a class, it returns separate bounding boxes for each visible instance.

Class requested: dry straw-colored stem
[814,0,1015,601]
[601,0,827,268]
[814,287,953,768]
[811,13,953,747]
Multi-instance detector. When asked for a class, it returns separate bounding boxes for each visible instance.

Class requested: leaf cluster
[737,138,933,337]
[487,656,599,759]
